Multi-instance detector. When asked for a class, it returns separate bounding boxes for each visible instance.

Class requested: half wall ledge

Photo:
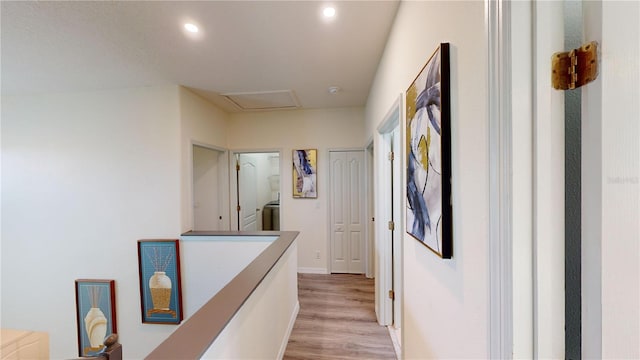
[145,231,299,360]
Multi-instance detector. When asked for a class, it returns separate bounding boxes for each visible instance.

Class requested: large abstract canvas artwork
[405,43,452,258]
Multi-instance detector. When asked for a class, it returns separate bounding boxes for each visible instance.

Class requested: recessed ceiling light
[184,23,199,33]
[323,7,336,18]
[328,86,340,94]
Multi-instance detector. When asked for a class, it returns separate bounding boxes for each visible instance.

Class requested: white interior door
[330,150,365,274]
[193,145,223,231]
[581,2,639,358]
[238,154,258,231]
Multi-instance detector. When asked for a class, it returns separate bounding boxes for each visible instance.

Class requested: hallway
[283,273,397,360]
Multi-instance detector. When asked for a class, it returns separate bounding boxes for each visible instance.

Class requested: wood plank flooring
[283,273,397,360]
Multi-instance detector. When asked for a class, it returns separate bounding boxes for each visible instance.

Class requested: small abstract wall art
[137,239,183,324]
[293,149,317,198]
[405,43,453,258]
[75,279,117,357]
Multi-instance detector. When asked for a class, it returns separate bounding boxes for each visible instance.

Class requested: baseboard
[277,300,300,359]
[388,325,402,359]
[297,267,328,274]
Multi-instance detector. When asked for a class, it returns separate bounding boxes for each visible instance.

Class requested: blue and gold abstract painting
[406,43,452,258]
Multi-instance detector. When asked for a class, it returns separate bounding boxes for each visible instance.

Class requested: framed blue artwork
[75,279,117,357]
[293,149,317,198]
[405,42,453,258]
[137,239,183,324]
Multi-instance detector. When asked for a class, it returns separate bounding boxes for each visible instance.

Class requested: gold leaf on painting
[418,134,428,170]
[406,83,417,121]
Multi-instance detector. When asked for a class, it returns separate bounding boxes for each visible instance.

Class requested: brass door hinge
[388,290,395,300]
[552,41,599,90]
[388,221,395,231]
[237,205,241,212]
[389,151,395,161]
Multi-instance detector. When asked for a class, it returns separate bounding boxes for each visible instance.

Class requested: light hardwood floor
[283,273,397,360]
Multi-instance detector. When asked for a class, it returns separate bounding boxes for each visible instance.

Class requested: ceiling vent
[221,90,301,111]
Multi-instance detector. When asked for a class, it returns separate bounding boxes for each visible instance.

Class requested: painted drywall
[179,87,230,233]
[201,242,298,359]
[583,1,640,358]
[365,1,489,358]
[1,86,183,358]
[253,152,280,230]
[180,238,272,318]
[255,153,280,205]
[228,108,365,273]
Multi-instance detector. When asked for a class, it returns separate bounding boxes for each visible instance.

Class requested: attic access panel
[221,90,300,111]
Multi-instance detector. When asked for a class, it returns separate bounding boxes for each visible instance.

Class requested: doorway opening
[563,1,583,357]
[231,151,281,231]
[192,144,227,231]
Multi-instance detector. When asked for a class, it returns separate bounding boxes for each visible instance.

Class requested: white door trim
[532,2,566,358]
[365,140,375,278]
[486,0,516,358]
[374,95,402,326]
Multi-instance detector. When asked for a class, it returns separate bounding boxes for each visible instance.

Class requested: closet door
[330,150,365,274]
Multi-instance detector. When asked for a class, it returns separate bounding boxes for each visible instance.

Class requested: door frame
[532,2,566,358]
[374,95,402,327]
[327,147,367,274]
[486,0,515,358]
[229,148,283,231]
[190,141,229,231]
[365,139,375,278]
[487,0,570,358]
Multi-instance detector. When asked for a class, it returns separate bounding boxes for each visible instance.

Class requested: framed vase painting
[292,149,317,198]
[405,42,453,258]
[137,239,183,324]
[75,279,117,357]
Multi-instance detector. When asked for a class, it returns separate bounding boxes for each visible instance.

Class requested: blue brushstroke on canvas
[407,149,430,240]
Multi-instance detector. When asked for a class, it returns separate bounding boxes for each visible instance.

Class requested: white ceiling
[1,1,399,112]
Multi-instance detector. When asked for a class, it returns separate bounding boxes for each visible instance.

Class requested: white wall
[179,87,230,232]
[180,237,273,318]
[1,86,183,359]
[228,108,365,273]
[201,241,298,359]
[365,1,489,358]
[254,153,279,205]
